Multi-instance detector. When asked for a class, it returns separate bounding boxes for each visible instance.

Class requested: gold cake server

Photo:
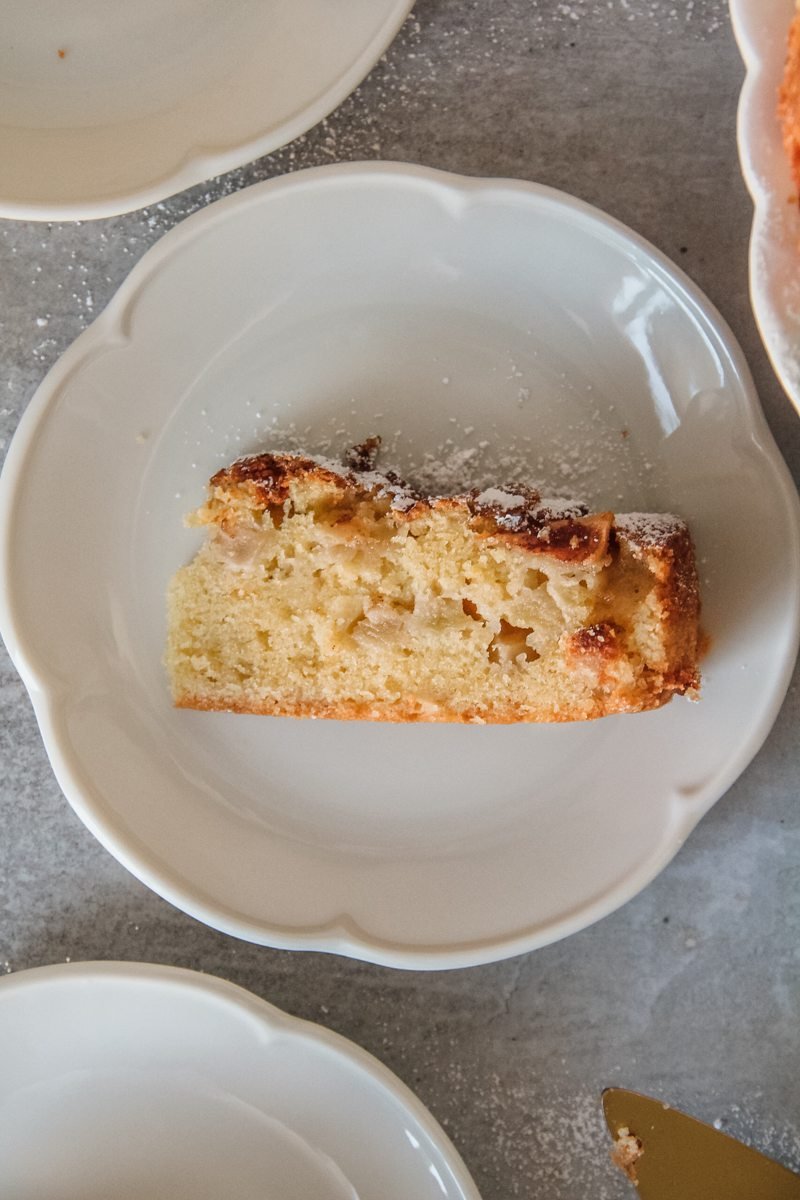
[603,1088,800,1199]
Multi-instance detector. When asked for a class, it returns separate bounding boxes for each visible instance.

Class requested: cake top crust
[207,440,689,566]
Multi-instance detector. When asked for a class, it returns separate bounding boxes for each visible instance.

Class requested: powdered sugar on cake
[615,512,686,545]
[223,443,686,544]
[474,487,528,510]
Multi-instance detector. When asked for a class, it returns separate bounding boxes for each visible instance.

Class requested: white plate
[0,0,412,220]
[0,961,479,1199]
[731,0,800,414]
[1,163,799,969]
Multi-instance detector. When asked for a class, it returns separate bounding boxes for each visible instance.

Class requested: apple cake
[166,442,700,723]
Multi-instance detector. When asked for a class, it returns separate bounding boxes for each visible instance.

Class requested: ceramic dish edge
[0,2,414,222]
[0,959,482,1200]
[1,163,798,969]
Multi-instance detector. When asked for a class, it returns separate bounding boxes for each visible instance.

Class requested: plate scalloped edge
[1,163,799,970]
[0,960,483,1200]
[0,1,414,222]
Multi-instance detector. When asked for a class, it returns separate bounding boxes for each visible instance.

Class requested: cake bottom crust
[173,682,693,724]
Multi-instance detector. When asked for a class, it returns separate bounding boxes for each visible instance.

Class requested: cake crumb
[611,1126,643,1182]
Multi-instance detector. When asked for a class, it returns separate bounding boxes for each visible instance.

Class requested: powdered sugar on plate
[183,400,666,520]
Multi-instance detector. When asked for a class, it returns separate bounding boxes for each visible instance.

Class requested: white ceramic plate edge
[0,1,414,222]
[0,960,482,1200]
[2,163,799,969]
[730,0,800,414]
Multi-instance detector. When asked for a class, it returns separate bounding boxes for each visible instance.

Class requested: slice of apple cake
[166,443,700,723]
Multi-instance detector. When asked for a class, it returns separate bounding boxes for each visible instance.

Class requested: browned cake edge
[202,449,617,565]
[174,688,681,724]
[613,515,701,694]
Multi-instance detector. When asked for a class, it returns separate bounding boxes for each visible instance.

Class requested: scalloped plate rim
[0,960,482,1200]
[0,0,414,221]
[1,163,799,969]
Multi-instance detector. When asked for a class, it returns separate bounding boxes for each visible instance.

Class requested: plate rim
[2,161,799,970]
[0,959,482,1200]
[0,0,414,222]
[729,0,800,416]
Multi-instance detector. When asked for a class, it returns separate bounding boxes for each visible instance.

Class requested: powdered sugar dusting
[412,444,491,495]
[190,399,674,525]
[705,1101,800,1177]
[475,487,527,509]
[444,1080,627,1199]
[538,0,727,40]
[615,512,686,543]
[314,454,421,512]
[195,396,662,514]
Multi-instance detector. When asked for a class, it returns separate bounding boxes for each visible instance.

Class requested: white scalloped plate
[730,0,800,414]
[0,961,480,1199]
[0,0,412,220]
[1,163,798,969]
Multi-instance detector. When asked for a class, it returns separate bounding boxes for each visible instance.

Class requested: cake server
[602,1088,800,1199]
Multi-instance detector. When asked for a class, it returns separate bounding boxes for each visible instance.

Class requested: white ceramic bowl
[0,0,412,220]
[0,961,480,1199]
[731,0,800,414]
[1,163,798,969]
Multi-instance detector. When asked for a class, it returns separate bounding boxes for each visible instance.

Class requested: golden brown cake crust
[174,688,678,724]
[209,450,615,564]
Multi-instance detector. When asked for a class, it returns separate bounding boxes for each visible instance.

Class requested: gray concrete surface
[1,2,799,1197]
